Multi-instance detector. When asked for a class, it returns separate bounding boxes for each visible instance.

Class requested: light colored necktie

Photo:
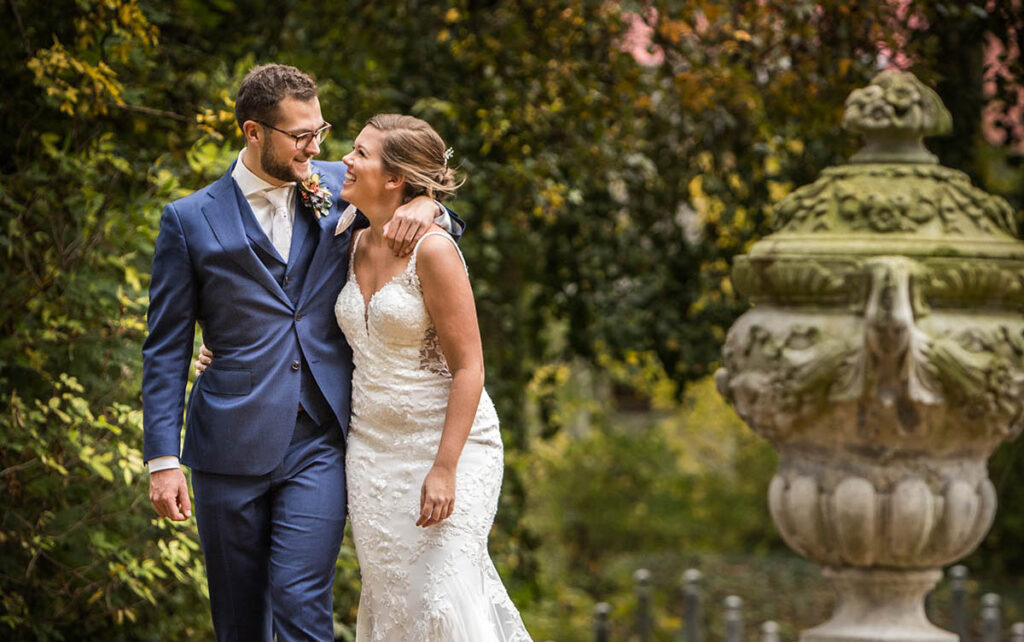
[264,187,293,262]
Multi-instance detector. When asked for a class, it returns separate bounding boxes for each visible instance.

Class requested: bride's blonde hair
[366,114,464,202]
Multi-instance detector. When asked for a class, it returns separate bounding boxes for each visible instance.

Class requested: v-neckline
[350,229,413,330]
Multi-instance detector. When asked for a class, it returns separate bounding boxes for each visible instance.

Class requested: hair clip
[443,147,455,167]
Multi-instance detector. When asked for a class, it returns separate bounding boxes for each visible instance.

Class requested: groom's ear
[241,121,263,146]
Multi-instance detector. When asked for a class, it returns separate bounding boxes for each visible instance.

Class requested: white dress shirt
[231,150,297,261]
[148,150,454,474]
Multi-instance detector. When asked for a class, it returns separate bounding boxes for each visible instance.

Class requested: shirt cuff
[433,201,453,234]
[148,456,181,474]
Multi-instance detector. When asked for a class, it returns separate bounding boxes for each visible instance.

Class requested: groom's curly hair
[235,64,318,130]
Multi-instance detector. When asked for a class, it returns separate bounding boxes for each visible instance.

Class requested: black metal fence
[582,565,1023,642]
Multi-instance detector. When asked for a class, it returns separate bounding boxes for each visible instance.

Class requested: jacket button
[291,360,300,371]
[295,312,304,321]
[284,276,291,285]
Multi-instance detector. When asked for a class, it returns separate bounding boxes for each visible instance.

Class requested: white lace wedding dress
[335,230,532,642]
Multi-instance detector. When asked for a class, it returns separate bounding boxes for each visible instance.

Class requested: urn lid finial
[842,70,953,164]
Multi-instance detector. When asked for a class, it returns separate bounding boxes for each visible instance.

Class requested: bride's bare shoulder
[414,233,465,282]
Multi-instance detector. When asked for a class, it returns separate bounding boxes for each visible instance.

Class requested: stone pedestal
[716,71,1024,642]
[803,569,952,642]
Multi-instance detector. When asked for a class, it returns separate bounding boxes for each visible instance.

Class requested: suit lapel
[287,190,314,271]
[297,209,342,307]
[201,169,293,309]
[296,162,353,307]
[239,194,284,265]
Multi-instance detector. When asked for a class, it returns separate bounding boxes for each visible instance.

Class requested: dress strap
[348,228,365,277]
[408,231,467,276]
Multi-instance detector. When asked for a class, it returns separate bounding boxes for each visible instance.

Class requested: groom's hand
[384,196,442,257]
[149,468,192,521]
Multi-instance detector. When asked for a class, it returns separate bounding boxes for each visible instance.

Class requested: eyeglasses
[257,121,332,149]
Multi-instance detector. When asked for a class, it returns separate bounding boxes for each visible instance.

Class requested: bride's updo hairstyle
[366,114,463,202]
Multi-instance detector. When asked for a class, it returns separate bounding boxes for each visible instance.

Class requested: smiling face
[250,96,326,184]
[341,125,398,209]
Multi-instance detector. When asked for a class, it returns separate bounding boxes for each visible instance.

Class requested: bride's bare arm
[416,233,484,528]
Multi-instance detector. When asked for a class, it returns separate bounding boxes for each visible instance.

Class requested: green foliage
[518,371,778,640]
[0,2,219,637]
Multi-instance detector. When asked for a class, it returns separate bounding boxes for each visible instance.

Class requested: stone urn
[715,70,1024,642]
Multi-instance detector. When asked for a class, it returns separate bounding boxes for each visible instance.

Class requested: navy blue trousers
[191,412,347,642]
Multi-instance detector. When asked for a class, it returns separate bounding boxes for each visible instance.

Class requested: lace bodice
[336,230,498,445]
[334,230,530,641]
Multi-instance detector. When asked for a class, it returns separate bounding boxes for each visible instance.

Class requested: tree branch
[7,0,30,57]
[0,458,39,478]
[108,102,190,122]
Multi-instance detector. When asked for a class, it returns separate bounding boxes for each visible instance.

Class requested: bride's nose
[342,151,354,167]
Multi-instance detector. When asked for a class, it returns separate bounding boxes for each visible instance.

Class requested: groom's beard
[260,138,309,183]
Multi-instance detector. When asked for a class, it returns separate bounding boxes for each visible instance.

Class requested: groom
[142,64,461,641]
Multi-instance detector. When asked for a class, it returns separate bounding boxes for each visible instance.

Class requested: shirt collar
[231,149,295,198]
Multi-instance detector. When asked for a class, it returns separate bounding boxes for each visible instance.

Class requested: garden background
[2,1,1023,640]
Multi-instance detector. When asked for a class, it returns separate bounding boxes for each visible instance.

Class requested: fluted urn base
[802,568,954,642]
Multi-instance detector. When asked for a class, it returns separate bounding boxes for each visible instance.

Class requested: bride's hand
[194,344,213,376]
[417,465,455,527]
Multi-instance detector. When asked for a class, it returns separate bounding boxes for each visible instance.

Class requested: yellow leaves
[29,39,125,117]
[688,174,725,226]
[595,350,678,410]
[186,137,235,175]
[195,108,236,140]
[732,205,747,229]
[721,275,734,298]
[674,71,716,111]
[80,445,115,481]
[767,180,793,203]
[702,4,726,24]
[659,19,692,43]
[526,363,573,397]
[193,88,236,139]
[59,373,84,394]
[28,1,157,118]
[533,180,568,223]
[114,608,137,625]
[696,150,715,173]
[39,453,70,476]
[437,28,451,43]
[122,265,142,292]
[445,7,460,23]
[81,0,159,60]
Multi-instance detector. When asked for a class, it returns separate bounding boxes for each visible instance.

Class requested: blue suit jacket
[141,160,460,475]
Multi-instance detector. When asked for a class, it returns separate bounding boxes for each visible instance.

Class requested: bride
[200,114,531,641]
[336,114,530,641]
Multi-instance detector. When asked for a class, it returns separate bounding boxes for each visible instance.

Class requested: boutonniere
[299,173,333,219]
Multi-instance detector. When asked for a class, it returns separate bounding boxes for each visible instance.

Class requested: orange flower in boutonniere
[299,173,333,219]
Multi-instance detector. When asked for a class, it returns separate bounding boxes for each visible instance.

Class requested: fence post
[725,595,744,642]
[951,565,970,642]
[981,593,1001,642]
[761,620,781,642]
[635,569,653,642]
[1010,623,1024,642]
[681,569,702,642]
[595,602,612,642]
